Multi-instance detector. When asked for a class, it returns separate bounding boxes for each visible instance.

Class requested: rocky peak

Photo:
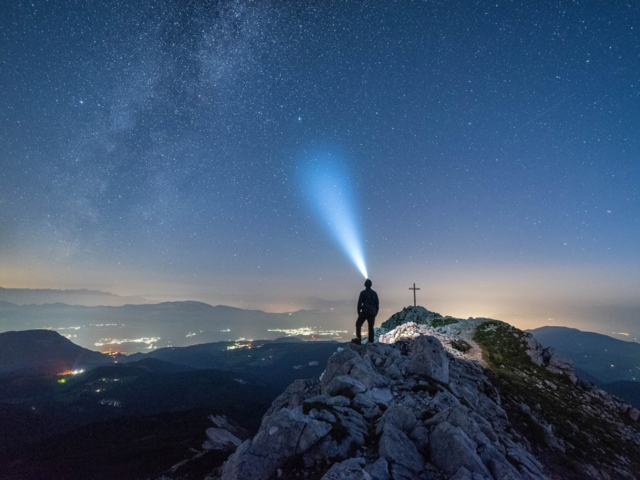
[212,309,640,480]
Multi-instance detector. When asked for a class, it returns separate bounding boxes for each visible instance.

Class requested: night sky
[1,1,639,334]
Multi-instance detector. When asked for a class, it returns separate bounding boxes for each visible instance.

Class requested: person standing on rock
[353,278,379,344]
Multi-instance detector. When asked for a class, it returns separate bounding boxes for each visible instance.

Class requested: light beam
[301,153,368,278]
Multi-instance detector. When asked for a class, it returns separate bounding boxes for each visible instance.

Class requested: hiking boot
[351,338,361,345]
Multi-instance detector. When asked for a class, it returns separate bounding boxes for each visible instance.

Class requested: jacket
[357,287,379,316]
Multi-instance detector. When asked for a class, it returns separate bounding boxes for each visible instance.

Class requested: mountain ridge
[0,301,347,353]
[210,307,640,480]
[0,329,115,375]
[0,286,149,307]
[528,325,640,384]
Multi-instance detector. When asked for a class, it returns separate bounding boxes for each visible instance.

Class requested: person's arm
[357,291,364,313]
[373,292,379,315]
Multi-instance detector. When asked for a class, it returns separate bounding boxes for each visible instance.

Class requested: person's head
[364,279,372,288]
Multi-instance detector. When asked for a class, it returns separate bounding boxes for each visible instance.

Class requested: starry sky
[1,1,639,334]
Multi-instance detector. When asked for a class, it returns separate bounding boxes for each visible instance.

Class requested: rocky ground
[193,307,640,480]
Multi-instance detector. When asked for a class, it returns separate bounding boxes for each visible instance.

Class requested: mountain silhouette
[0,287,148,306]
[0,329,114,376]
[529,326,640,383]
[0,301,348,353]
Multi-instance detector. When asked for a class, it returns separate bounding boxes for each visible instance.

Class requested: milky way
[1,1,639,333]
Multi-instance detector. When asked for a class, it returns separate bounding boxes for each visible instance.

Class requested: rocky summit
[210,307,640,480]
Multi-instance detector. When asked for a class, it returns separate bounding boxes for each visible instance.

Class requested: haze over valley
[2,287,639,356]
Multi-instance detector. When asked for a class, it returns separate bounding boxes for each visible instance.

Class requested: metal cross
[409,283,420,307]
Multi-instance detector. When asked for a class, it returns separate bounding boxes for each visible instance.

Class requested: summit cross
[409,283,420,307]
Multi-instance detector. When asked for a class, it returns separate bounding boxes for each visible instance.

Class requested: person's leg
[367,316,375,344]
[355,314,366,343]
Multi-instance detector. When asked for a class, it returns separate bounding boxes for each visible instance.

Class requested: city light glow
[94,337,160,347]
[267,327,347,337]
[227,340,253,350]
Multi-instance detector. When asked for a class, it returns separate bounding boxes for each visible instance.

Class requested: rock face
[407,334,449,383]
[213,309,640,480]
[428,421,491,477]
[376,306,445,333]
[203,415,250,451]
[217,336,543,479]
[524,336,578,384]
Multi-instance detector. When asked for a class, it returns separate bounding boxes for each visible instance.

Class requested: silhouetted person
[354,278,379,344]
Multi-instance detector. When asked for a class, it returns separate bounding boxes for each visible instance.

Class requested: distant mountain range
[529,326,640,407]
[529,326,640,383]
[0,287,148,307]
[0,329,115,376]
[0,300,347,353]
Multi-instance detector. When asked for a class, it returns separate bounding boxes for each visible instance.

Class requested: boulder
[322,348,363,386]
[219,440,268,480]
[503,438,545,478]
[352,392,381,419]
[450,466,487,480]
[409,424,430,453]
[217,406,334,479]
[334,406,368,442]
[362,342,397,365]
[321,458,371,480]
[433,389,461,409]
[365,457,390,480]
[524,336,545,366]
[458,384,480,407]
[307,406,337,424]
[362,387,394,406]
[378,423,425,473]
[321,346,389,392]
[470,412,499,444]
[547,356,577,384]
[376,404,417,434]
[323,375,367,398]
[202,427,243,451]
[390,463,422,480]
[349,359,391,389]
[525,336,578,384]
[479,444,522,480]
[203,415,248,451]
[407,334,449,383]
[383,363,404,380]
[424,407,452,427]
[447,405,471,431]
[327,395,351,407]
[428,421,491,477]
[305,406,367,460]
[265,378,318,416]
